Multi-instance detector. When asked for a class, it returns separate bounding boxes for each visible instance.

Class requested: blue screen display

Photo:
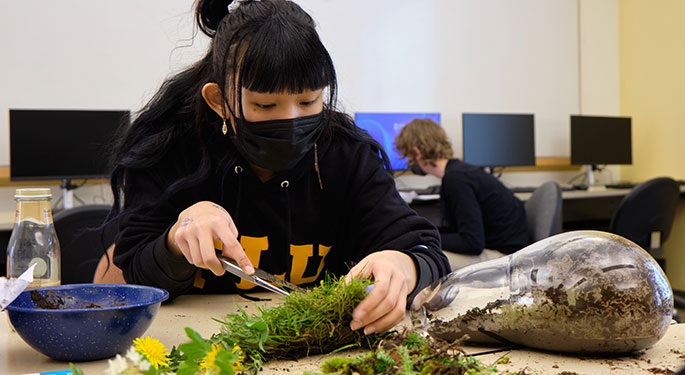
[354,112,441,171]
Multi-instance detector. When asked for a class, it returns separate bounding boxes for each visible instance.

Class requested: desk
[409,187,653,231]
[2,293,685,374]
[515,187,634,201]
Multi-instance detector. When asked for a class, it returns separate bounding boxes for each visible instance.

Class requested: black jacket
[113,123,450,302]
[439,159,529,255]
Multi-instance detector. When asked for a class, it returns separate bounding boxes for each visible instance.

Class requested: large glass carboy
[410,231,673,353]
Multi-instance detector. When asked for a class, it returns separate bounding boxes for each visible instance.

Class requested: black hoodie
[112,123,450,303]
[439,159,529,255]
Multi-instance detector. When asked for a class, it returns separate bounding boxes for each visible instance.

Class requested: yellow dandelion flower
[200,344,221,371]
[232,343,244,372]
[200,343,244,372]
[133,336,170,370]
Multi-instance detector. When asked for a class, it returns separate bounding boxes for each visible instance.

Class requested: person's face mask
[408,161,426,176]
[230,111,324,172]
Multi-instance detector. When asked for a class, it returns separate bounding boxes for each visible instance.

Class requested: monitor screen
[570,115,632,165]
[354,112,441,170]
[9,109,130,181]
[462,113,535,167]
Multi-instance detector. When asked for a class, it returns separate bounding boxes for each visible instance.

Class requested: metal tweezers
[217,254,305,297]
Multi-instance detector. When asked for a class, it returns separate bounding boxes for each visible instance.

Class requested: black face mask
[230,112,324,172]
[409,162,426,176]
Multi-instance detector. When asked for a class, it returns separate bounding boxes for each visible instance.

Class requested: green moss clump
[212,276,384,373]
[314,330,501,375]
[320,357,355,373]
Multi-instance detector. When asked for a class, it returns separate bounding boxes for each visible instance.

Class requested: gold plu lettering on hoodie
[224,235,330,290]
[289,244,331,284]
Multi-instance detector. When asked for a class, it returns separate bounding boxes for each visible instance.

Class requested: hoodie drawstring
[280,180,294,283]
[314,143,323,190]
[233,165,243,224]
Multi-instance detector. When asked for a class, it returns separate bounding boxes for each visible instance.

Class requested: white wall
[575,0,620,186]
[0,0,620,201]
[0,0,208,166]
[301,0,579,159]
[579,0,619,116]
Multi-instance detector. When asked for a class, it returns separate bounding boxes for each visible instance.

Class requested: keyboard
[605,182,637,189]
[509,186,537,193]
[509,185,579,193]
[415,185,441,195]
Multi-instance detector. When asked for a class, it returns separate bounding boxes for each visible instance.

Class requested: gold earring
[222,118,228,135]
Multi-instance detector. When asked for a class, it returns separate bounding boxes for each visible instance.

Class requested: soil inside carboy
[426,266,671,353]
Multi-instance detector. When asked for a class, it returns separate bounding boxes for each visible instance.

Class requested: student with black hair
[105,0,449,335]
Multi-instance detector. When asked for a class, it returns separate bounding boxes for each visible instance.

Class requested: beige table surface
[2,292,685,374]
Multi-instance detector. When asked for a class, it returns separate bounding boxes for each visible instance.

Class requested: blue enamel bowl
[6,283,169,361]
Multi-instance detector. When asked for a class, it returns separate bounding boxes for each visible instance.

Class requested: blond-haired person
[395,119,529,270]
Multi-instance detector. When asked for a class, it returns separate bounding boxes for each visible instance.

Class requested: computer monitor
[10,109,130,181]
[570,115,632,185]
[462,113,535,168]
[10,109,130,207]
[570,115,632,165]
[354,112,441,171]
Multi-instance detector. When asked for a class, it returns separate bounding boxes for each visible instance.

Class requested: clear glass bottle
[7,188,61,288]
[410,230,673,353]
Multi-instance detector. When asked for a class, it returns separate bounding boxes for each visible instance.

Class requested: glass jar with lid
[7,188,61,288]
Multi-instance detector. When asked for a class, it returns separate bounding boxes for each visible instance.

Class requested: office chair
[609,177,684,308]
[53,204,114,284]
[524,181,563,243]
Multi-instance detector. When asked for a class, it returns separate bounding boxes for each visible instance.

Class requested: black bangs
[237,16,335,94]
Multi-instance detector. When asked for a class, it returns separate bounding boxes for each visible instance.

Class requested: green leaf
[178,328,212,361]
[166,346,185,371]
[246,318,269,351]
[247,320,267,331]
[176,361,200,375]
[213,348,237,375]
[178,342,209,362]
[184,327,209,344]
[68,363,85,375]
